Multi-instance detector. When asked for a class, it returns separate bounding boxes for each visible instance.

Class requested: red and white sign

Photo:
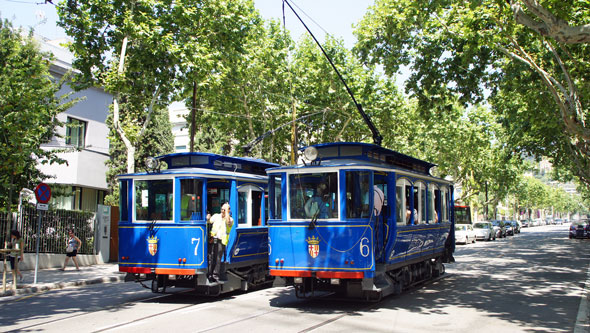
[34,183,52,204]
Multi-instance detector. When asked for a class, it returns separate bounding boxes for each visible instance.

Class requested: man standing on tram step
[207,202,234,282]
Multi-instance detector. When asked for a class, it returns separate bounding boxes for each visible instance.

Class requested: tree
[0,19,75,233]
[57,0,259,173]
[104,102,174,206]
[190,18,294,163]
[353,0,590,197]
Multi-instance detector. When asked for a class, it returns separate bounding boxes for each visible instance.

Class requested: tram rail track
[104,273,450,333]
[4,273,450,333]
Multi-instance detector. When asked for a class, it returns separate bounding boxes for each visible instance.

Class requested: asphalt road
[1,224,588,332]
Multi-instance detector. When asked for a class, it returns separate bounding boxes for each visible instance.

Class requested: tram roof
[268,142,436,176]
[119,152,279,177]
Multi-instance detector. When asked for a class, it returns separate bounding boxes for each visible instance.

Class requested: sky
[0,0,373,48]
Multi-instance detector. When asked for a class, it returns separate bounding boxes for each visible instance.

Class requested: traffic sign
[36,203,49,211]
[34,183,51,204]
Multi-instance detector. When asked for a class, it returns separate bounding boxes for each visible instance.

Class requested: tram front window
[289,172,338,219]
[135,179,173,221]
[345,171,371,219]
[180,179,203,221]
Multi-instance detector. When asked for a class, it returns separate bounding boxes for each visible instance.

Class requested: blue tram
[118,152,278,295]
[267,142,455,299]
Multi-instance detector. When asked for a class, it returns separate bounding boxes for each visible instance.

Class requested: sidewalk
[0,263,125,298]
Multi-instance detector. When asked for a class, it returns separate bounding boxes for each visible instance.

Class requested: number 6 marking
[191,237,200,256]
[360,237,370,257]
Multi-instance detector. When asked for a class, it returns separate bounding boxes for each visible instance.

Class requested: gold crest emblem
[147,235,159,256]
[306,236,320,258]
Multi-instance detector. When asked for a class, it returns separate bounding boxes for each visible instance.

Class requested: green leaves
[0,20,73,208]
[354,0,590,203]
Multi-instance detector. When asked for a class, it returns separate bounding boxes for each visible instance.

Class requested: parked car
[555,218,564,225]
[490,220,506,238]
[473,222,495,241]
[455,224,477,244]
[508,220,520,234]
[520,219,530,228]
[569,220,590,239]
[504,221,514,236]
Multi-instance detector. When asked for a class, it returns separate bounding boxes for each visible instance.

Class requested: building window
[66,117,87,148]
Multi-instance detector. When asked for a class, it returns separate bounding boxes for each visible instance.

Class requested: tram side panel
[228,227,269,264]
[119,223,208,275]
[269,223,374,278]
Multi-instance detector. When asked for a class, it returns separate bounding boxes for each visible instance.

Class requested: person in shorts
[60,229,82,271]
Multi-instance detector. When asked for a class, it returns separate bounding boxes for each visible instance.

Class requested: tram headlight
[145,157,160,171]
[303,146,318,162]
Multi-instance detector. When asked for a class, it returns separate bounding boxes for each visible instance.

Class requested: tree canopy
[353,0,590,197]
[0,19,75,211]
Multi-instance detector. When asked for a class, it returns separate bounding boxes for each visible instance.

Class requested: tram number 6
[360,237,370,257]
[191,237,200,256]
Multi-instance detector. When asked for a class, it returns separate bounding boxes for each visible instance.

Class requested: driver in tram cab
[207,202,234,282]
[304,183,330,219]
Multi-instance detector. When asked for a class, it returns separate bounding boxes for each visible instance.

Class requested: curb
[0,275,125,298]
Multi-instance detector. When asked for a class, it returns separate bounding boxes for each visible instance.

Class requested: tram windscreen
[135,179,173,221]
[180,179,203,220]
[289,172,338,219]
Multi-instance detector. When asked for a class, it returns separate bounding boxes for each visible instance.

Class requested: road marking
[575,262,590,333]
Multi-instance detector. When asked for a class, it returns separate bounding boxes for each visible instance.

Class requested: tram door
[374,173,388,262]
[238,185,263,227]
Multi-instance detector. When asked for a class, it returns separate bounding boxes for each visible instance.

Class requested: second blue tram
[267,142,455,299]
[118,152,278,295]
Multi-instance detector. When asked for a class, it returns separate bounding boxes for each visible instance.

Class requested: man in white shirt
[207,203,234,282]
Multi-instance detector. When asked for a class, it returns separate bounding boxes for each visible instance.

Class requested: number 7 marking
[191,237,200,256]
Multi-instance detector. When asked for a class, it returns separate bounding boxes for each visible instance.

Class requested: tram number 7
[191,237,200,256]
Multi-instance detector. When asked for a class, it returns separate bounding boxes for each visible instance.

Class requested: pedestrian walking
[8,230,24,282]
[60,230,81,271]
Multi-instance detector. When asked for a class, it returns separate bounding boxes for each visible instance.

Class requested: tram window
[396,178,412,226]
[238,191,248,225]
[253,190,262,226]
[289,172,338,220]
[428,183,438,223]
[237,186,263,227]
[271,176,282,220]
[441,187,449,222]
[180,179,203,221]
[207,187,230,214]
[413,182,426,224]
[119,180,129,222]
[345,171,371,219]
[134,179,173,221]
[433,186,441,224]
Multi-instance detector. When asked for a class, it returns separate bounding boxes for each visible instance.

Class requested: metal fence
[0,205,95,255]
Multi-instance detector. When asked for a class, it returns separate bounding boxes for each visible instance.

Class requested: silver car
[455,224,477,244]
[473,221,495,241]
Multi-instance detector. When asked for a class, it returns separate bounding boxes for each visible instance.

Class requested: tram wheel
[151,279,159,293]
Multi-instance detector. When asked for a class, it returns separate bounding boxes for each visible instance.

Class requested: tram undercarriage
[125,263,273,296]
[289,256,446,301]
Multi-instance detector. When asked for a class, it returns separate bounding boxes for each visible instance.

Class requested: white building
[37,37,111,212]
[169,101,190,153]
